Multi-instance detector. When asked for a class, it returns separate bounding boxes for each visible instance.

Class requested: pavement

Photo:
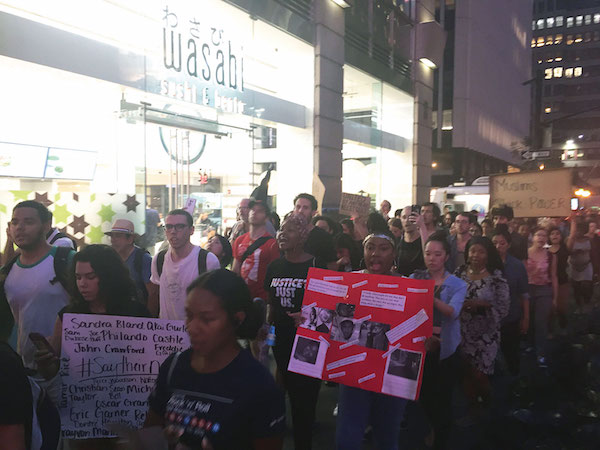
[280,294,600,450]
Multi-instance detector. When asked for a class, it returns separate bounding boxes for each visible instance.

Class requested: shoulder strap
[157,250,167,278]
[0,254,19,282]
[240,236,274,265]
[166,351,182,390]
[52,247,72,292]
[197,248,208,274]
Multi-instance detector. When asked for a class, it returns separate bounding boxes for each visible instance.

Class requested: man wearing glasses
[148,209,220,319]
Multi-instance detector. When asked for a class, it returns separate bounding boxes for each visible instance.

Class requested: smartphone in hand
[29,332,55,355]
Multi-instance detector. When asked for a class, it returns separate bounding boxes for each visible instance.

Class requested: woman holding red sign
[336,229,408,450]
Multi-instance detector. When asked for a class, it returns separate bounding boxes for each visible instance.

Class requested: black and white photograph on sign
[316,308,335,333]
[336,302,355,318]
[293,336,320,364]
[358,321,391,350]
[387,349,422,381]
[330,317,359,343]
[300,306,319,330]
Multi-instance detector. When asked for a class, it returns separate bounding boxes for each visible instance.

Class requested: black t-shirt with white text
[148,349,285,450]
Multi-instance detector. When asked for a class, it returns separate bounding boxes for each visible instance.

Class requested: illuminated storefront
[0,0,314,242]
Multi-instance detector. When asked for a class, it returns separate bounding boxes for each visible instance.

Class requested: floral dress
[455,267,510,375]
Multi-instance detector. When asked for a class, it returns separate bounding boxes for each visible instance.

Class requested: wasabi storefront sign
[153,3,247,114]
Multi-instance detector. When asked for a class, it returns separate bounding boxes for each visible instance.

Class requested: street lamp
[575,188,591,198]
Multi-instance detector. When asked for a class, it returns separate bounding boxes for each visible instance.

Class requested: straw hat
[104,219,137,236]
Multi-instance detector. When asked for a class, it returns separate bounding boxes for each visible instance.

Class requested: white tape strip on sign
[377,283,399,288]
[326,352,367,371]
[318,336,331,347]
[352,280,368,289]
[328,371,346,379]
[386,308,429,344]
[339,339,359,350]
[324,276,344,281]
[407,288,429,294]
[358,373,376,384]
[382,343,400,359]
[412,336,426,343]
[307,278,349,297]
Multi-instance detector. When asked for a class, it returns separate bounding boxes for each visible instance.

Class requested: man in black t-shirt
[397,206,426,276]
[0,298,30,448]
[293,193,337,268]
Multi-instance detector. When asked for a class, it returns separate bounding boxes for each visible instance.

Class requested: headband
[363,233,396,248]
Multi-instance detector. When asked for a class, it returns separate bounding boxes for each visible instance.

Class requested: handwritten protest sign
[489,168,572,218]
[339,192,371,217]
[59,314,189,439]
[288,269,433,401]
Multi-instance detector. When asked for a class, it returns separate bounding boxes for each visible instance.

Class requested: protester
[397,206,426,276]
[380,200,392,221]
[367,212,389,235]
[492,205,527,260]
[106,218,152,305]
[469,222,483,237]
[446,212,473,273]
[340,218,355,237]
[145,269,285,450]
[336,230,407,450]
[388,218,403,244]
[548,226,570,331]
[2,200,75,371]
[312,215,340,235]
[334,232,362,272]
[264,213,328,450]
[455,236,509,424]
[481,219,494,238]
[229,198,251,244]
[207,234,233,268]
[443,211,457,230]
[293,193,337,268]
[492,226,530,376]
[518,222,532,247]
[148,209,220,319]
[410,232,467,449]
[567,217,594,312]
[525,227,558,365]
[420,202,442,242]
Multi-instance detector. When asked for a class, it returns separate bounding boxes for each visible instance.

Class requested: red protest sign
[287,268,433,401]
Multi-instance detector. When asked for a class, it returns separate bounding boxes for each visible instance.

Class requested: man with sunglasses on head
[148,209,220,319]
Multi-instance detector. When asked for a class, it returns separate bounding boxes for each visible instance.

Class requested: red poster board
[287,268,433,401]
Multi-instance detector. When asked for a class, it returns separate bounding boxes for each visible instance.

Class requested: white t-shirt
[5,247,72,369]
[46,228,75,249]
[150,245,220,320]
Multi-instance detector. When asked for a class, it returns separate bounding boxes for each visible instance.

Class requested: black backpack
[156,247,209,277]
[0,246,72,301]
[48,231,77,251]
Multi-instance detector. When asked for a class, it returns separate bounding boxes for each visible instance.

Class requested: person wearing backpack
[2,201,74,372]
[148,209,220,319]
[106,218,152,306]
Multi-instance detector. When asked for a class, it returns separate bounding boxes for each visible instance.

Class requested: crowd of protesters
[1,194,598,450]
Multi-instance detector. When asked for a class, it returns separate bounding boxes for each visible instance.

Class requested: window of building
[576,15,583,26]
[574,67,582,77]
[556,16,564,26]
[546,35,554,45]
[594,13,600,24]
[547,56,554,62]
[555,53,563,61]
[585,32,592,42]
[594,31,600,41]
[567,16,574,27]
[532,20,537,30]
[585,14,592,25]
[537,36,546,47]
[553,67,563,77]
[545,106,552,113]
[555,33,563,44]
[537,19,545,29]
[575,34,583,43]
[547,17,555,28]
[553,102,561,112]
[545,68,553,79]
[531,38,537,48]
[565,67,574,78]
[566,34,574,45]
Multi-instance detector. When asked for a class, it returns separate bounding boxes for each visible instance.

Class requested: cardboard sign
[489,169,572,218]
[288,269,433,401]
[339,193,371,217]
[59,314,189,439]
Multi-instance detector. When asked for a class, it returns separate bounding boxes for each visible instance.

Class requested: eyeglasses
[165,223,188,231]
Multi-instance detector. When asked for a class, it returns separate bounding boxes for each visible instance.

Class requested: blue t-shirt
[125,247,152,303]
[502,254,529,324]
[148,349,285,449]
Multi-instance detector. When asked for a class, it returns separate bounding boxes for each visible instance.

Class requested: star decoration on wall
[35,192,53,208]
[98,204,116,223]
[123,195,140,213]
[86,225,105,243]
[10,191,31,202]
[69,215,89,235]
[52,203,71,225]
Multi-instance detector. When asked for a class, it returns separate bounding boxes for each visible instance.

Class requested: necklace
[468,266,486,275]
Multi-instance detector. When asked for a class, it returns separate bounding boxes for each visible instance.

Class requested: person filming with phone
[396,205,426,276]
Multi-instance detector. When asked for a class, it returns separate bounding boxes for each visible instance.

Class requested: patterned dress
[455,267,510,375]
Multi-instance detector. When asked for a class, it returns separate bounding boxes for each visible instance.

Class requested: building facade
[532,0,600,169]
[432,0,532,187]
[0,0,438,245]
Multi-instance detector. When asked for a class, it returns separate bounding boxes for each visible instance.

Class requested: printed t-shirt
[150,246,220,320]
[5,246,75,369]
[148,349,285,450]
[233,232,280,300]
[305,226,337,263]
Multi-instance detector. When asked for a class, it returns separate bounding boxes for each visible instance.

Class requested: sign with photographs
[288,269,434,401]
